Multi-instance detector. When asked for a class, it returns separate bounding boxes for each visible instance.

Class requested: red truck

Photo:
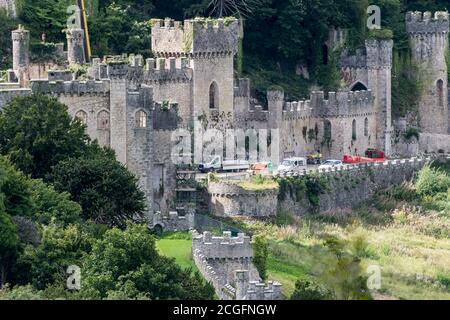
[343,149,386,164]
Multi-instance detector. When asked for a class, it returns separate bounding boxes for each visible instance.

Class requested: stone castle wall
[192,231,282,300]
[0,88,31,110]
[207,157,431,217]
[234,87,377,160]
[208,182,279,217]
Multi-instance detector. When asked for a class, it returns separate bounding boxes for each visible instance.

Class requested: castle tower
[12,25,30,85]
[108,61,129,164]
[151,18,240,122]
[406,11,449,135]
[66,28,86,65]
[365,38,393,155]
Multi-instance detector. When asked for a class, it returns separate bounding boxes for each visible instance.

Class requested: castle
[192,230,282,300]
[0,13,449,223]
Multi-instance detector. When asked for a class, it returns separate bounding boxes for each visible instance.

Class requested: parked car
[276,157,307,173]
[318,160,343,170]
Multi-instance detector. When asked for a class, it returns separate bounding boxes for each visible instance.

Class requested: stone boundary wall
[0,88,32,110]
[235,88,375,123]
[207,157,442,217]
[30,79,111,96]
[419,134,450,154]
[282,90,374,120]
[152,210,194,232]
[192,231,282,300]
[192,230,253,259]
[208,182,279,217]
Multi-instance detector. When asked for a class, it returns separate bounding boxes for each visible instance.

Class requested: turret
[66,28,86,65]
[365,38,393,155]
[12,25,30,78]
[406,11,449,135]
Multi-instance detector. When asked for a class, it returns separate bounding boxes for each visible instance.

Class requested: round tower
[12,25,30,72]
[66,28,86,65]
[406,11,449,134]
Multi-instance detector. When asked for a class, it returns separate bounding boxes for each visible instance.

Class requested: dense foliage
[47,145,146,228]
[0,94,145,228]
[0,94,88,178]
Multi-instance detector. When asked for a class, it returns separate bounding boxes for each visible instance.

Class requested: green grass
[241,192,450,300]
[156,233,198,272]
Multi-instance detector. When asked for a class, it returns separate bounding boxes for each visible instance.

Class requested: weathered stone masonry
[208,157,431,217]
[192,231,282,300]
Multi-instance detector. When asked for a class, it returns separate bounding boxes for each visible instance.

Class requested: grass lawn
[244,199,450,300]
[155,233,199,272]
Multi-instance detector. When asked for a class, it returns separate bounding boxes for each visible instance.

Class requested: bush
[403,127,420,141]
[290,278,331,300]
[252,235,269,280]
[415,165,450,198]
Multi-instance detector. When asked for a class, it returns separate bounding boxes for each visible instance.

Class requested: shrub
[403,127,420,141]
[415,165,450,198]
[290,278,331,300]
[437,273,450,289]
[252,235,269,280]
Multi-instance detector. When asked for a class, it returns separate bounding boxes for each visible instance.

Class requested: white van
[276,157,307,173]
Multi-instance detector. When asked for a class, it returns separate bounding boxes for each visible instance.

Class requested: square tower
[151,18,240,122]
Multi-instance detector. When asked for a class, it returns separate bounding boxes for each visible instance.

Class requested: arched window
[97,110,110,130]
[437,79,444,107]
[209,81,219,109]
[75,110,87,125]
[351,82,368,91]
[364,118,369,137]
[352,119,357,140]
[136,110,147,128]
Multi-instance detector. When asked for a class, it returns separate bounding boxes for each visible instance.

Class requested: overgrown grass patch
[156,232,198,272]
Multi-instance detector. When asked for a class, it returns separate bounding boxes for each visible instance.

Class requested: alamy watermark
[66,265,81,291]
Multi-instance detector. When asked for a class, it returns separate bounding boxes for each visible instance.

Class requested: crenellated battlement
[406,11,449,34]
[31,79,110,96]
[282,90,374,121]
[144,57,193,83]
[192,231,283,300]
[192,231,253,260]
[152,17,240,56]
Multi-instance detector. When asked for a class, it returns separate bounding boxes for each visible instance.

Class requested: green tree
[0,9,18,70]
[0,156,81,226]
[80,223,215,300]
[252,234,268,280]
[47,145,145,228]
[0,210,20,289]
[0,94,89,178]
[415,165,450,198]
[16,224,92,290]
[320,236,372,300]
[291,278,331,300]
[18,0,73,43]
